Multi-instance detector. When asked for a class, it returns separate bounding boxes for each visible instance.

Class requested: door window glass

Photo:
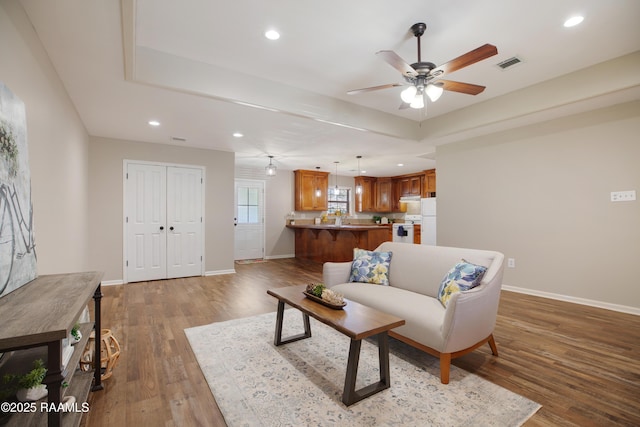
[237,188,259,223]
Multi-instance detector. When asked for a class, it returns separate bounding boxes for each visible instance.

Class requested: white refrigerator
[421,198,436,245]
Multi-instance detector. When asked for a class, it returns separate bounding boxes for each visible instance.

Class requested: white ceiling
[18,0,640,177]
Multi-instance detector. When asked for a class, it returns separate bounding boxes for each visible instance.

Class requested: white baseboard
[205,269,236,276]
[265,254,295,260]
[103,269,237,284]
[101,279,124,286]
[502,284,640,316]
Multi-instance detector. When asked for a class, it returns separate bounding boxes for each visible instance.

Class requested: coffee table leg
[342,332,391,406]
[274,300,312,346]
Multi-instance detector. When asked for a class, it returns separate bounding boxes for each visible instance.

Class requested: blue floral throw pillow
[349,248,393,286]
[437,259,487,308]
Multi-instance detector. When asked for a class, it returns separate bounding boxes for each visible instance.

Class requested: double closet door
[125,162,204,283]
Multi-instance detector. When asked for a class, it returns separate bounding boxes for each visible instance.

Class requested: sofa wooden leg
[440,353,451,384]
[488,334,499,356]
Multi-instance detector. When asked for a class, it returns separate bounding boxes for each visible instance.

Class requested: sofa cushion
[437,260,488,307]
[331,282,446,349]
[348,248,393,286]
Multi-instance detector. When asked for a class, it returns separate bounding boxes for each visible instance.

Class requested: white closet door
[126,163,167,282]
[166,166,203,279]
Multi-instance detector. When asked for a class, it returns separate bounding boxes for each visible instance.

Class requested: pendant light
[333,161,340,195]
[265,155,277,176]
[315,166,322,197]
[355,156,363,195]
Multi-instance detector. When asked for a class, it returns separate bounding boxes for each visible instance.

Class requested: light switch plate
[610,190,636,202]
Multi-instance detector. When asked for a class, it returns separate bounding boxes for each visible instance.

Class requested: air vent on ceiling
[496,56,523,70]
[170,136,187,142]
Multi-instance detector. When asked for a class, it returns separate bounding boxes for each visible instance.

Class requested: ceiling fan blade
[347,83,403,95]
[429,44,498,77]
[376,50,418,77]
[439,80,486,95]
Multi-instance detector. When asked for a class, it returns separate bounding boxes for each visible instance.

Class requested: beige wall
[0,2,91,275]
[437,101,640,310]
[88,137,235,281]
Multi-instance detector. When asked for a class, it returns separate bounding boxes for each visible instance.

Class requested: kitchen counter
[286,224,390,230]
[286,223,391,262]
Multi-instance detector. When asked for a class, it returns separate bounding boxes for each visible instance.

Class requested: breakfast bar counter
[286,224,391,262]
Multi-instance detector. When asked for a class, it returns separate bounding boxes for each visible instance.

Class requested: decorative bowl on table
[304,283,346,309]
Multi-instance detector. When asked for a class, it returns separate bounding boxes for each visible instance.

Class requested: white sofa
[323,241,505,384]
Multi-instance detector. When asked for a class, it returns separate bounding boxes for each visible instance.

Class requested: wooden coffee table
[267,285,405,406]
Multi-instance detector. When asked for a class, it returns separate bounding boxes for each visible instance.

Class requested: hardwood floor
[81,258,640,426]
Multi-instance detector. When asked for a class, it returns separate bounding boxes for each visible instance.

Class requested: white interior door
[125,162,204,282]
[166,167,203,279]
[234,180,264,260]
[126,163,167,282]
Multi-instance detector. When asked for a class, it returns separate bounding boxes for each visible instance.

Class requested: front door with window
[234,179,264,260]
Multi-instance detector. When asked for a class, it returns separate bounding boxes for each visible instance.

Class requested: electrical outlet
[507,258,515,268]
[610,190,636,202]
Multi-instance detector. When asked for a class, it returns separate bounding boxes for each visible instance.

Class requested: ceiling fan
[348,22,498,109]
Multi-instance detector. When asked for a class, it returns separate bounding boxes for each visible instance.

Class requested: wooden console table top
[0,271,103,350]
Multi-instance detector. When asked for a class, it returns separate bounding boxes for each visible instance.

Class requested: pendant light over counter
[265,155,277,177]
[333,161,340,195]
[355,156,363,194]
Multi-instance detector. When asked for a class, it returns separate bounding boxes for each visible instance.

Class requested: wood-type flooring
[81,258,640,426]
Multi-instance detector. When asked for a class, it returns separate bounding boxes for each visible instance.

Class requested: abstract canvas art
[0,82,37,298]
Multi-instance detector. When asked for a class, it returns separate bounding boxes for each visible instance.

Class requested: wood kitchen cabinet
[374,177,393,212]
[424,169,436,196]
[354,176,375,212]
[399,174,422,197]
[294,169,329,211]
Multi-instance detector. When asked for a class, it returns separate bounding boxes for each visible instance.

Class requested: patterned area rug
[185,311,540,427]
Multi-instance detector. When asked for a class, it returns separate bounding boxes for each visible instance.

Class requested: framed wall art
[0,81,37,298]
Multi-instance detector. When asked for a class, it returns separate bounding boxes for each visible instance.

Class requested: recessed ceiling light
[148,120,160,126]
[564,16,584,27]
[233,132,244,138]
[265,29,280,40]
[397,163,404,167]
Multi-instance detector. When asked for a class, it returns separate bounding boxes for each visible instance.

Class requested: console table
[0,272,104,427]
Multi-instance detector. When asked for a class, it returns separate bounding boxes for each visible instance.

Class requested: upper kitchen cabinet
[375,177,393,212]
[424,169,436,197]
[354,176,375,213]
[294,169,329,211]
[398,174,423,197]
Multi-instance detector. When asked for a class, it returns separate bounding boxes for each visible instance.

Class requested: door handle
[169,226,174,231]
[160,226,164,231]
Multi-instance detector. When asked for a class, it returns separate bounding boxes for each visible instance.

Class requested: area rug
[185,311,540,427]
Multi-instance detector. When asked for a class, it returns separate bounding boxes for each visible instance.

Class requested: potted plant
[2,359,48,402]
[71,323,82,344]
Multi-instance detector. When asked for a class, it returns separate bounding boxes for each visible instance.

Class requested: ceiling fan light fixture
[426,84,444,102]
[400,86,417,103]
[410,86,424,109]
[265,155,277,176]
[410,96,424,109]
